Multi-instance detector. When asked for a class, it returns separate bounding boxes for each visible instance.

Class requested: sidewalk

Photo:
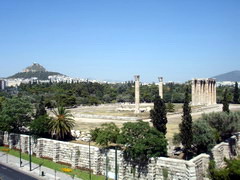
[0,151,82,180]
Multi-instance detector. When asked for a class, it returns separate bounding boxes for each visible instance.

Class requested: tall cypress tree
[233,82,239,104]
[222,89,230,113]
[179,87,193,159]
[150,95,167,136]
[35,96,47,117]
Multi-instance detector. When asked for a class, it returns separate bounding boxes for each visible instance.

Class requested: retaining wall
[1,132,239,180]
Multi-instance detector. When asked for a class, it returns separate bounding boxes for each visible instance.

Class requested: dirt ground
[69,103,240,142]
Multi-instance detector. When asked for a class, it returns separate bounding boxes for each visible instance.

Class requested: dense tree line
[174,111,240,156]
[17,81,191,108]
[216,82,240,104]
[0,96,75,141]
[2,81,239,108]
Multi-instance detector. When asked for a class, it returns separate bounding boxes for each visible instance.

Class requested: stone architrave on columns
[158,77,163,98]
[134,75,140,114]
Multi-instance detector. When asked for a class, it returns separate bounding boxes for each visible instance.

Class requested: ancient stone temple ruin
[158,77,163,98]
[134,75,140,113]
[192,78,217,106]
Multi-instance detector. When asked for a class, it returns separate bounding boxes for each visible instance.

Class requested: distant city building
[0,79,6,90]
[6,78,22,87]
[216,81,240,87]
[31,77,39,84]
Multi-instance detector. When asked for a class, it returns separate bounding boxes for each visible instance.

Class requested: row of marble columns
[191,78,217,106]
[134,75,163,113]
[134,76,217,113]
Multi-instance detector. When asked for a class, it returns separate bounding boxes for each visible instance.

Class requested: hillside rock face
[8,63,63,80]
[213,70,240,82]
[22,63,46,72]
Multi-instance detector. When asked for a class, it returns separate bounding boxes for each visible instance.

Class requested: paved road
[0,152,82,180]
[0,163,37,180]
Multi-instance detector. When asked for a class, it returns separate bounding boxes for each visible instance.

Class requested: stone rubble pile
[71,130,91,142]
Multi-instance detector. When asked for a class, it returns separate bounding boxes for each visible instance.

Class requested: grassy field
[0,146,105,180]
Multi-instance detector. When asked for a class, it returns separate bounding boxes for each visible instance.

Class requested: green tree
[35,96,46,117]
[200,112,240,142]
[222,89,230,113]
[166,102,175,112]
[90,127,100,141]
[172,133,181,146]
[192,120,216,154]
[179,87,193,159]
[117,120,167,168]
[233,82,239,104]
[92,123,120,147]
[0,97,33,133]
[49,106,75,140]
[150,96,168,135]
[30,114,52,138]
[0,96,5,111]
[209,158,240,180]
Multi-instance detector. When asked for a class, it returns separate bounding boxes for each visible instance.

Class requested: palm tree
[49,106,75,140]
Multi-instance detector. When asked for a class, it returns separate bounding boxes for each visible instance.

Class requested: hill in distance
[8,63,64,80]
[212,70,240,82]
[22,63,46,72]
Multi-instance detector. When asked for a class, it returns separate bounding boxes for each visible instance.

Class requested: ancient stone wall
[1,132,239,180]
[212,134,240,168]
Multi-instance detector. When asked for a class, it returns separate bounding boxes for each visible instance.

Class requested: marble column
[213,80,217,104]
[196,80,201,105]
[192,79,196,106]
[210,80,213,105]
[200,80,204,105]
[207,79,211,105]
[203,80,206,105]
[134,75,140,113]
[158,77,163,98]
[192,78,217,106]
[205,80,209,105]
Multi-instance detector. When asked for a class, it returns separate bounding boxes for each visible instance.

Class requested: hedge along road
[0,163,38,180]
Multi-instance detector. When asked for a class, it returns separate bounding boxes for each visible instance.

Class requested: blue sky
[0,0,239,82]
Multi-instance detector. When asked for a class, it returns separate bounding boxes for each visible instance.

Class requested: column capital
[134,75,140,81]
[158,77,163,82]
